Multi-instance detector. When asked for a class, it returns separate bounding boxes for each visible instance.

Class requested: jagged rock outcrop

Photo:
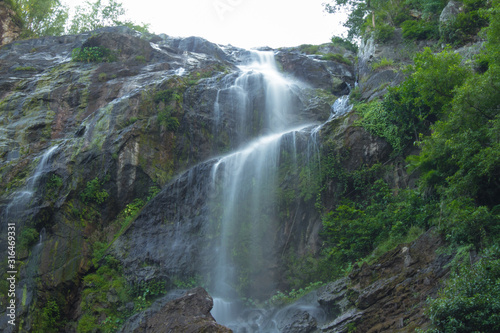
[356,26,441,102]
[119,287,232,332]
[440,0,462,26]
[276,50,355,95]
[317,229,454,332]
[0,1,21,46]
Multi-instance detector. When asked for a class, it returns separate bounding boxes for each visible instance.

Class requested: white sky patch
[62,0,348,49]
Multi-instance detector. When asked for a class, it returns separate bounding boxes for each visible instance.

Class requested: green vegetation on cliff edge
[318,0,500,331]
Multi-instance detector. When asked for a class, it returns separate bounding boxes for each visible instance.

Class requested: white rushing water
[207,51,350,331]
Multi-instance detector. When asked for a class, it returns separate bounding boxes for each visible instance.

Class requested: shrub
[80,177,109,205]
[268,281,324,306]
[299,44,320,54]
[134,55,146,63]
[439,0,489,45]
[47,174,63,189]
[35,300,62,333]
[402,20,439,40]
[373,24,395,43]
[426,246,500,332]
[321,53,353,65]
[19,227,39,251]
[355,100,404,152]
[158,108,180,132]
[331,36,358,53]
[71,46,117,63]
[371,57,395,70]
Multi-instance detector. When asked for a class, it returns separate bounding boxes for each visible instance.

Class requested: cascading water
[207,51,350,331]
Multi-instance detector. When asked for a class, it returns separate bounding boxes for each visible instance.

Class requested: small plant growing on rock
[134,55,146,63]
[71,46,117,63]
[321,53,353,66]
[371,57,395,70]
[80,177,109,204]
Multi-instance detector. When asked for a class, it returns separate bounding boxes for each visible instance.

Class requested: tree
[324,0,378,40]
[16,0,68,37]
[69,0,125,34]
[68,0,149,35]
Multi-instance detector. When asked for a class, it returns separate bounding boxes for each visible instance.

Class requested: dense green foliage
[401,20,439,40]
[319,158,433,268]
[356,47,468,154]
[325,0,488,45]
[34,299,62,333]
[151,87,184,132]
[18,227,39,251]
[321,52,353,65]
[426,247,500,332]
[80,177,109,204]
[324,0,386,40]
[317,1,500,330]
[9,0,148,38]
[440,0,489,45]
[68,0,148,35]
[14,0,68,37]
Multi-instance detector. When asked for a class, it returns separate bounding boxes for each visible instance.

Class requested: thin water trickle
[1,145,59,326]
[3,145,60,225]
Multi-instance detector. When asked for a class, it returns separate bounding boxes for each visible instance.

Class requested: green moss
[98,72,107,82]
[14,66,37,71]
[78,254,168,333]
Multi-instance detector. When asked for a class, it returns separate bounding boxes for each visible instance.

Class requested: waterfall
[213,51,296,148]
[207,51,349,331]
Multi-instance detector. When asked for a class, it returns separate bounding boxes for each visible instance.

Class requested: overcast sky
[63,0,347,49]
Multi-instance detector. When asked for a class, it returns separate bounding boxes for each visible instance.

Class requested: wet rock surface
[119,287,232,333]
[0,24,457,332]
[276,51,355,95]
[317,229,454,332]
[0,26,354,331]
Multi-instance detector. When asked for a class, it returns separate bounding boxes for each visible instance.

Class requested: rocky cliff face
[0,20,457,332]
[0,26,358,332]
[316,229,453,332]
